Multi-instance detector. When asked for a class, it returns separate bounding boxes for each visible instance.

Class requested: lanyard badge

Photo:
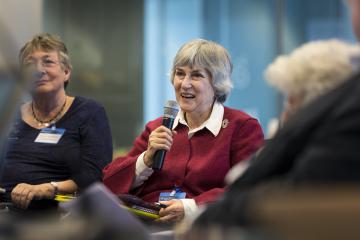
[34,125,66,144]
[159,186,186,201]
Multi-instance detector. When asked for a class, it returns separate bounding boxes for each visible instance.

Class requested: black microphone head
[164,100,179,119]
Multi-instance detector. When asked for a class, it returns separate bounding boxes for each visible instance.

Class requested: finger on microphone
[158,132,172,140]
[161,126,174,136]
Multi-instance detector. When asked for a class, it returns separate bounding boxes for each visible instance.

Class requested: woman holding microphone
[103,39,264,222]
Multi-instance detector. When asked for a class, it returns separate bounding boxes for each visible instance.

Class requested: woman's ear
[64,68,71,81]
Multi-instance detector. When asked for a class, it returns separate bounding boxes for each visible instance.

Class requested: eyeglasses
[23,58,61,69]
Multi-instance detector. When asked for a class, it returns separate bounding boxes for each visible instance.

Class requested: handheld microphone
[152,100,179,170]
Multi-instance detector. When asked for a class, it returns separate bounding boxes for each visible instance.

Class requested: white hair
[264,39,360,105]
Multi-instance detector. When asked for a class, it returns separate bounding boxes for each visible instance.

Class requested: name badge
[159,191,186,201]
[34,127,65,144]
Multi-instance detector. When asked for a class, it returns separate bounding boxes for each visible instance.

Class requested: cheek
[202,83,215,99]
[55,71,67,83]
[47,69,61,78]
[173,80,181,92]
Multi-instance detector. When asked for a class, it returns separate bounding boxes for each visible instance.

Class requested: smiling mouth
[181,93,195,99]
[34,79,49,85]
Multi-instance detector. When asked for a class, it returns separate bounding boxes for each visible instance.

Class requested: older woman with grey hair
[0,33,113,211]
[104,39,264,222]
[265,39,360,126]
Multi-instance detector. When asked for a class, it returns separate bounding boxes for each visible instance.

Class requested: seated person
[0,33,113,210]
[103,39,264,223]
[226,39,360,184]
[266,39,360,131]
[193,34,360,230]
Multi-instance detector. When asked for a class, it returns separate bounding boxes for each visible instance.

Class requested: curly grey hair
[265,39,360,106]
[170,39,233,103]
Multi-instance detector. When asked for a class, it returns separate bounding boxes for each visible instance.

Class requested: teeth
[181,93,195,98]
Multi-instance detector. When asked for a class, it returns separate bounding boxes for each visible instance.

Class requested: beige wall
[0,0,43,66]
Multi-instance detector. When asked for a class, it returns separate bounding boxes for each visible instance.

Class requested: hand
[144,126,176,167]
[157,200,185,222]
[11,183,55,209]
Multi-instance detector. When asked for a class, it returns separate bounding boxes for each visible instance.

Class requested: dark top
[0,96,113,202]
[195,71,360,227]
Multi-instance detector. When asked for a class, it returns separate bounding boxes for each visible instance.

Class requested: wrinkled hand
[157,200,185,222]
[144,126,176,167]
[11,183,54,209]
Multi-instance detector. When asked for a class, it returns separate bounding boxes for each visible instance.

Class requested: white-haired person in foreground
[265,39,360,135]
[226,39,360,185]
[191,1,360,231]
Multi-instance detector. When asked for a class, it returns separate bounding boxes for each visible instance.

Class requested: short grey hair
[170,39,233,103]
[265,39,360,105]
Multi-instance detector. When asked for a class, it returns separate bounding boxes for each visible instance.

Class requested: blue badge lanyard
[170,186,182,197]
[159,185,186,201]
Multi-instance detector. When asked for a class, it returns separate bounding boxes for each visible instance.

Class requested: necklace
[32,96,67,127]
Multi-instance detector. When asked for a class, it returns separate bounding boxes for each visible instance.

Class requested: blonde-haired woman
[1,33,113,211]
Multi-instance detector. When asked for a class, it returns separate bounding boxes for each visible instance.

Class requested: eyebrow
[26,54,55,60]
[191,69,204,73]
[175,67,206,73]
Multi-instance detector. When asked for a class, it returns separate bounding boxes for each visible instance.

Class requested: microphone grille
[164,100,179,119]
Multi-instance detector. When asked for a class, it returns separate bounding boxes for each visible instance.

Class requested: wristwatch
[50,181,59,198]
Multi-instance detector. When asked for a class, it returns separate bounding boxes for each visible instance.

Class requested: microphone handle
[152,150,167,170]
[162,116,175,129]
[152,117,175,170]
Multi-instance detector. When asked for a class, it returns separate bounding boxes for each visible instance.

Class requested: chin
[179,104,195,113]
[32,86,54,95]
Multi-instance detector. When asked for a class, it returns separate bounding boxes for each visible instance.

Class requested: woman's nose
[181,74,192,89]
[25,64,44,80]
[32,71,44,79]
[31,63,46,79]
[35,62,46,73]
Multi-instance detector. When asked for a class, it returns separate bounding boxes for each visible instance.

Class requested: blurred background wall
[43,0,144,149]
[0,0,356,153]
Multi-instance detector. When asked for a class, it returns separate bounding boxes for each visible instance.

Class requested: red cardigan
[103,107,264,205]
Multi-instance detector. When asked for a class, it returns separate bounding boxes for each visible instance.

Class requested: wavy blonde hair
[265,39,360,105]
[19,33,72,88]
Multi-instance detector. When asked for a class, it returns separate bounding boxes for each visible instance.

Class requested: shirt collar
[172,101,224,137]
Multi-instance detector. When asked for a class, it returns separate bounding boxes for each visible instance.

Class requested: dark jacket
[195,71,360,227]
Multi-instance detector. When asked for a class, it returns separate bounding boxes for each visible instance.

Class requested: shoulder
[223,106,258,124]
[223,107,264,151]
[70,96,106,117]
[223,106,263,138]
[66,96,108,126]
[73,96,105,111]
